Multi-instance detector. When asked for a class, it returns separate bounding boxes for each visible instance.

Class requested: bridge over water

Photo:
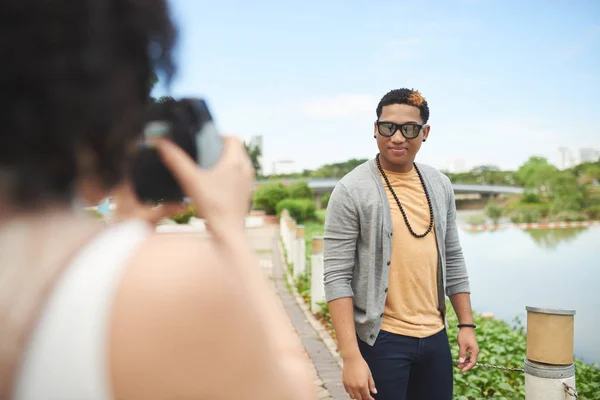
[254,178,523,209]
[255,178,523,195]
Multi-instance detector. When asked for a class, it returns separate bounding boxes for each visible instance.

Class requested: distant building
[248,135,263,153]
[557,146,599,168]
[557,147,577,169]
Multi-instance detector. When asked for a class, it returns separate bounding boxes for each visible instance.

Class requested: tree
[549,171,583,212]
[288,180,313,199]
[445,165,517,186]
[252,182,289,215]
[485,201,503,224]
[311,158,367,178]
[245,142,262,176]
[577,164,600,185]
[515,157,558,193]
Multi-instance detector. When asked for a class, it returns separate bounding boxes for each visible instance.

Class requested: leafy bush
[253,182,290,215]
[170,204,196,224]
[321,192,331,208]
[521,191,542,204]
[505,195,596,223]
[549,172,583,210]
[508,203,550,223]
[447,305,527,399]
[551,195,583,214]
[549,210,586,222]
[276,198,316,222]
[315,301,336,340]
[288,180,313,199]
[294,272,311,304]
[485,201,503,224]
[575,359,600,400]
[584,205,600,220]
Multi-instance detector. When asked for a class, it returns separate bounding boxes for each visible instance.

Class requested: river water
[458,225,599,365]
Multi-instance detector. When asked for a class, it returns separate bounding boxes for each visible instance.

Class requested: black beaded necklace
[375,153,434,239]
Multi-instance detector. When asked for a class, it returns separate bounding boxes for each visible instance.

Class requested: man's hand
[342,355,377,400]
[457,327,479,372]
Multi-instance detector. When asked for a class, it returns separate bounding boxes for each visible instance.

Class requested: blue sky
[154,0,600,174]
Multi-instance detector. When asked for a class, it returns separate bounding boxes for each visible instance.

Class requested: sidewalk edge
[276,240,344,370]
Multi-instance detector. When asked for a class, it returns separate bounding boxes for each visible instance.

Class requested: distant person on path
[0,1,315,399]
[323,88,479,400]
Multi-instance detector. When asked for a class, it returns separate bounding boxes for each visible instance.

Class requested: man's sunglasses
[376,121,424,139]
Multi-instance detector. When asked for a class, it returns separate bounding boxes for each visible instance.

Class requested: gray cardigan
[323,159,471,346]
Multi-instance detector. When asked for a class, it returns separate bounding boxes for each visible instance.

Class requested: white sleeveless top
[13,220,152,400]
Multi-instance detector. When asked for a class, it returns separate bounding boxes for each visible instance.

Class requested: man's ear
[373,121,378,138]
[422,125,431,142]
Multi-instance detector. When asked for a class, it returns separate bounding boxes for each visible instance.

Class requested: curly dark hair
[376,88,430,124]
[0,0,177,208]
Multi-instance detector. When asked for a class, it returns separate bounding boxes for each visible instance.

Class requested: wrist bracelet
[458,323,477,329]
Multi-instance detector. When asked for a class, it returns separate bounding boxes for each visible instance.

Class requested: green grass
[255,248,273,254]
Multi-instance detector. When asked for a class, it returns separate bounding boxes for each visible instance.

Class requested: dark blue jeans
[358,328,453,400]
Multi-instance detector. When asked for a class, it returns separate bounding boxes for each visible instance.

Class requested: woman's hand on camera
[155,136,254,241]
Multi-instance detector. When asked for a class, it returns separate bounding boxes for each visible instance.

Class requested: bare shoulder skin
[109,233,314,400]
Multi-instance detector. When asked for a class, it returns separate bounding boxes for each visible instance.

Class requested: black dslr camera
[130,98,223,203]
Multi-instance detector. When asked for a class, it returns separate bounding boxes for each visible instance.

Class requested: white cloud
[301,93,379,119]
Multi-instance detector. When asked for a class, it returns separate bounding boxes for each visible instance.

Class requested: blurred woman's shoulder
[109,231,281,399]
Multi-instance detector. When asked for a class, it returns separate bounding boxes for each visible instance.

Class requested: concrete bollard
[293,226,306,278]
[524,307,577,400]
[279,210,288,245]
[286,218,296,265]
[310,237,325,315]
[282,216,290,255]
[283,215,292,256]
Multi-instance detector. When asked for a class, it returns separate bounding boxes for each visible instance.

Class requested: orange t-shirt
[379,167,444,338]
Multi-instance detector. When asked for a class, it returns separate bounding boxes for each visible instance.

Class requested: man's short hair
[376,88,430,124]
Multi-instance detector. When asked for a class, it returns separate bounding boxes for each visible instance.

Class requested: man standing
[323,88,479,400]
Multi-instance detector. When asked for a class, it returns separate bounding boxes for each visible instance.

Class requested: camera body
[130,97,223,203]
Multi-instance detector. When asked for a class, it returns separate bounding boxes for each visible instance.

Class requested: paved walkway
[249,226,348,400]
[159,224,347,398]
